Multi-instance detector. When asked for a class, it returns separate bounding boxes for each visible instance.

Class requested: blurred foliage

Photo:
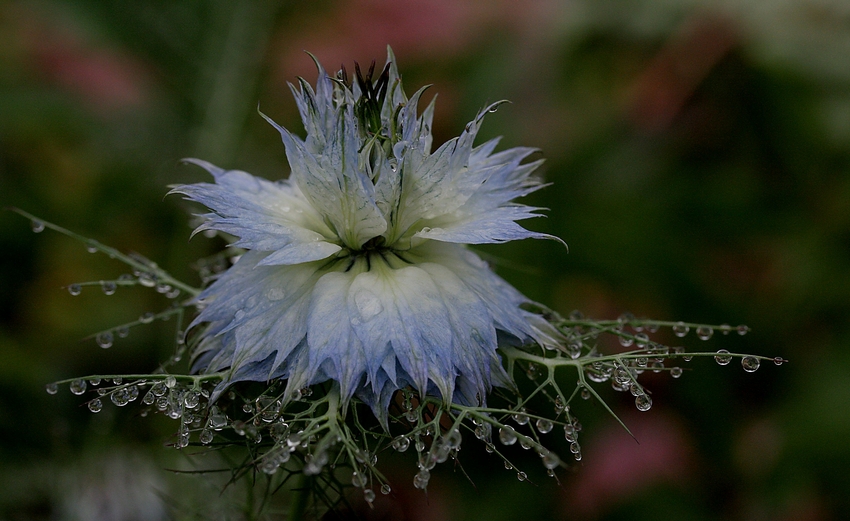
[1,0,849,519]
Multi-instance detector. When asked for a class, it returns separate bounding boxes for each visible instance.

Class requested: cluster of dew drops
[559,311,785,415]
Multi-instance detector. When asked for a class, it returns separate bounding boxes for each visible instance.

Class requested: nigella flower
[172,49,563,423]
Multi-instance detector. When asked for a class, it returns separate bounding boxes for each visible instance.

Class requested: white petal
[303,271,367,401]
[173,159,340,264]
[261,110,387,249]
[347,264,456,400]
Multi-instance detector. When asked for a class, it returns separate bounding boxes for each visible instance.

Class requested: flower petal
[261,109,388,250]
[173,159,342,264]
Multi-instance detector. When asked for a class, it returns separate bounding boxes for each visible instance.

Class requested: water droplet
[719,324,732,335]
[670,367,683,378]
[165,288,181,299]
[184,390,200,409]
[618,335,634,347]
[554,396,565,413]
[266,287,286,301]
[199,429,214,445]
[351,471,368,488]
[142,390,155,405]
[696,326,714,340]
[737,324,750,336]
[69,379,87,395]
[499,427,517,446]
[86,244,98,254]
[88,399,103,413]
[647,322,660,333]
[99,281,117,295]
[89,378,101,386]
[155,282,172,294]
[380,484,391,495]
[474,423,492,441]
[139,312,155,324]
[542,451,560,470]
[96,332,113,349]
[363,489,376,504]
[635,394,652,411]
[391,436,410,452]
[611,377,628,392]
[741,356,760,372]
[165,375,177,388]
[635,333,649,348]
[67,284,82,296]
[413,469,430,489]
[210,412,230,432]
[138,272,156,288]
[354,290,383,321]
[614,367,631,385]
[580,387,591,400]
[536,418,553,434]
[151,381,167,397]
[714,349,732,365]
[773,357,785,366]
[31,220,45,233]
[672,322,689,337]
[45,383,58,395]
[512,411,529,425]
[110,389,129,406]
[517,471,527,482]
[569,441,581,454]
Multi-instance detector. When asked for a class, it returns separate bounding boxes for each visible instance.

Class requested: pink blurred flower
[12,4,153,113]
[275,0,561,80]
[565,412,695,518]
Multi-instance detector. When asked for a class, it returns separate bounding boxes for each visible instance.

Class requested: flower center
[336,235,412,273]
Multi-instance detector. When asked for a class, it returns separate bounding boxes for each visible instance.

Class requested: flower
[171,48,563,422]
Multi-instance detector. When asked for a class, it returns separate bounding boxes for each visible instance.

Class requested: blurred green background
[2,0,849,519]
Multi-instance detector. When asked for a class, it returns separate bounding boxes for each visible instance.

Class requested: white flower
[172,49,562,421]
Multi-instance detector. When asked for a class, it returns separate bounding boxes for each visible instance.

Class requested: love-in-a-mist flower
[172,49,563,422]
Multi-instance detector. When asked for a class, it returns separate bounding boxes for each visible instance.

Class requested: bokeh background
[2,0,850,519]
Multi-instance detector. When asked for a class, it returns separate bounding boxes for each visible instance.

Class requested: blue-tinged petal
[302,271,368,405]
[415,259,504,402]
[347,263,456,401]
[413,205,561,245]
[188,251,325,380]
[414,243,561,349]
[260,109,387,249]
[173,159,341,264]
[381,46,407,121]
